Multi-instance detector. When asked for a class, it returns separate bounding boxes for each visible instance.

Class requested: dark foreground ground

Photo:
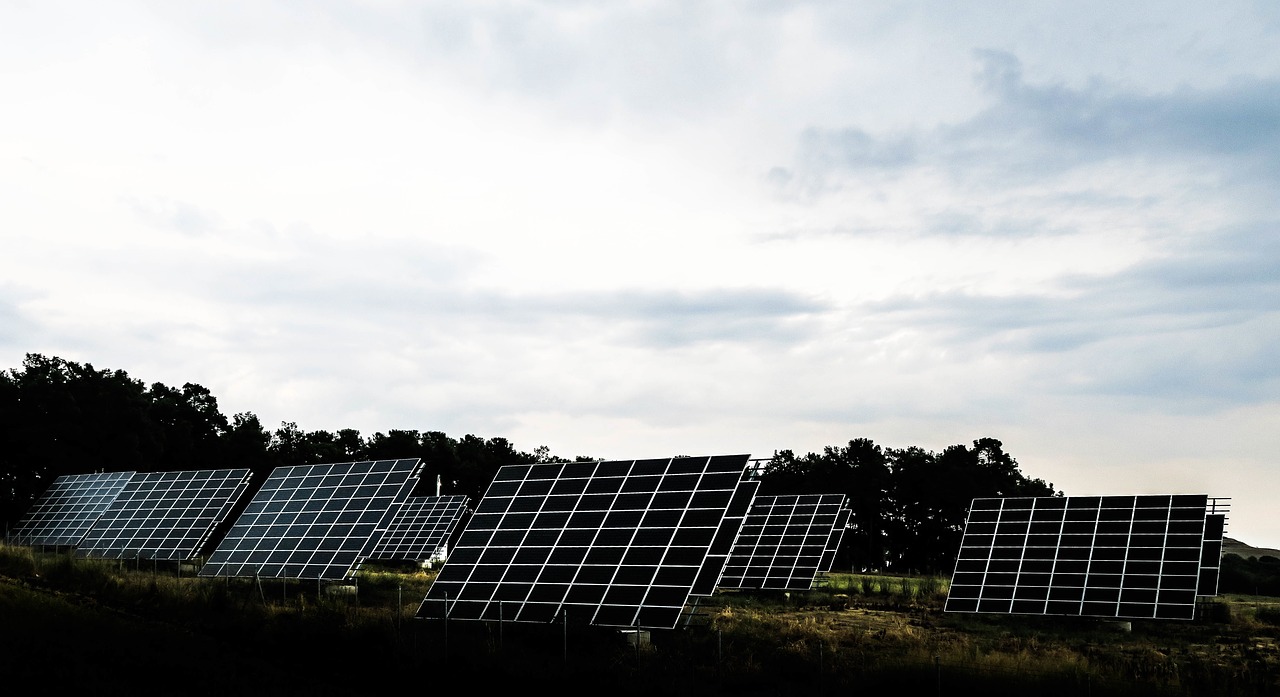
[2,551,1278,696]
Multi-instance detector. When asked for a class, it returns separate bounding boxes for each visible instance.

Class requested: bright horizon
[2,2,1277,548]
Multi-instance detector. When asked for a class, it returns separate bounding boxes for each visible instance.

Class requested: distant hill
[1223,536,1280,559]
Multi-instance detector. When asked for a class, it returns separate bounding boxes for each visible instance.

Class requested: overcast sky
[3,2,1277,548]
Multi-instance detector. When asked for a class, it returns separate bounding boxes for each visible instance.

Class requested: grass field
[2,543,1277,695]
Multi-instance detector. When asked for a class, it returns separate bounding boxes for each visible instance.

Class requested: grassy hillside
[2,543,1278,695]
[1224,537,1280,559]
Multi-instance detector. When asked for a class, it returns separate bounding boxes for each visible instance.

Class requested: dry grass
[696,573,1280,696]
[2,544,1278,695]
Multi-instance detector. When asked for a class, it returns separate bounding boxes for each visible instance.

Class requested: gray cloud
[799,127,918,170]
[860,223,1280,406]
[537,288,831,347]
[124,196,222,237]
[782,50,1280,201]
[225,268,830,350]
[1115,224,1280,305]
[76,214,831,352]
[962,49,1280,169]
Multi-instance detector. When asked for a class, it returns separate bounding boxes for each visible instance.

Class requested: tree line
[1,353,1059,574]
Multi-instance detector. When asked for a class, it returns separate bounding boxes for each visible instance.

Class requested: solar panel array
[718,493,848,591]
[9,471,136,547]
[945,494,1216,620]
[76,468,254,561]
[416,454,757,629]
[198,459,423,580]
[366,494,470,563]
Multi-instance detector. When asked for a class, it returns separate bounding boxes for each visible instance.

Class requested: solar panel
[75,468,254,561]
[416,454,756,629]
[689,478,759,596]
[945,494,1216,621]
[9,471,136,547]
[1197,500,1228,596]
[198,459,423,580]
[366,494,470,563]
[820,507,851,573]
[718,493,848,591]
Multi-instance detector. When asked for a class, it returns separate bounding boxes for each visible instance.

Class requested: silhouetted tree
[416,430,462,496]
[885,438,1059,574]
[365,429,422,460]
[269,421,309,468]
[1,354,276,528]
[826,438,892,572]
[453,435,542,503]
[1220,553,1280,596]
[333,428,366,460]
[2,355,155,527]
[147,382,230,470]
[3,352,1070,577]
[764,437,1059,575]
[224,411,273,479]
[761,439,892,572]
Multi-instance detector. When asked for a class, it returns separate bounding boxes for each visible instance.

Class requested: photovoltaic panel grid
[689,477,759,597]
[718,493,848,591]
[75,468,254,561]
[198,459,423,580]
[1197,500,1229,597]
[366,494,470,563]
[945,494,1219,621]
[9,471,136,547]
[821,507,851,572]
[416,454,757,629]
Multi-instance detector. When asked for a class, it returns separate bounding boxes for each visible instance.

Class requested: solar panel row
[198,459,423,580]
[76,468,253,561]
[367,494,470,563]
[9,471,136,547]
[417,454,756,629]
[9,462,1229,627]
[945,495,1216,620]
[719,493,848,591]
